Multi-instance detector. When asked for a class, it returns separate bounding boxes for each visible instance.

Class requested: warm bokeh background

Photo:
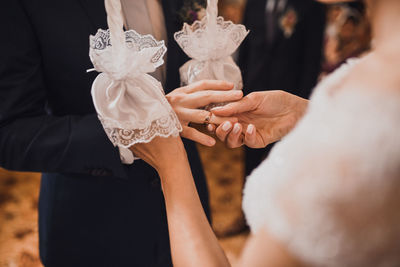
[0,1,371,266]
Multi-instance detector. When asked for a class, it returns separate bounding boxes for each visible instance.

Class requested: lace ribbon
[89,0,182,152]
[174,0,248,106]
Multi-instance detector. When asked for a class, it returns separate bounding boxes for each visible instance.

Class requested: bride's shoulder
[339,52,400,93]
[242,53,400,266]
[346,53,400,94]
[312,54,400,115]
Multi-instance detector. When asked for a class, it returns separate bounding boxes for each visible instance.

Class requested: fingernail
[247,124,254,135]
[207,124,214,132]
[222,121,232,132]
[233,123,241,134]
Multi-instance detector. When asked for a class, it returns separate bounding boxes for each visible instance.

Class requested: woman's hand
[211,90,308,148]
[129,135,187,175]
[166,80,242,147]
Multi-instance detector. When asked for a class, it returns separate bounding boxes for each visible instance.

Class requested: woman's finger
[176,108,210,124]
[181,126,216,147]
[178,108,238,125]
[211,95,256,116]
[182,80,234,93]
[215,121,233,142]
[207,124,216,133]
[226,123,244,148]
[209,113,238,125]
[244,124,258,148]
[184,90,243,108]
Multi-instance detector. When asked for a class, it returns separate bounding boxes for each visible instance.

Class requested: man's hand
[166,80,242,146]
[211,90,308,148]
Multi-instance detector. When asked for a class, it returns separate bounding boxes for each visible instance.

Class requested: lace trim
[99,112,183,148]
[174,16,248,60]
[90,29,167,68]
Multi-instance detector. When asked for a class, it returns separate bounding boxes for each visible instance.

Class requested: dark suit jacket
[239,0,326,175]
[0,1,208,266]
[240,0,325,98]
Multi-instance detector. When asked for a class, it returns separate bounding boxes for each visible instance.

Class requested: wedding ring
[203,112,212,126]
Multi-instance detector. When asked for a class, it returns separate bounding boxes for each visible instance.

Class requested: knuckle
[198,80,207,88]
[223,91,234,99]
[248,92,258,100]
[175,87,186,94]
[180,131,189,140]
[181,127,192,136]
[180,129,187,137]
[200,109,210,118]
[165,93,174,102]
[215,131,224,141]
[218,80,229,87]
[243,94,252,102]
[167,93,184,104]
[204,92,213,100]
[196,91,211,101]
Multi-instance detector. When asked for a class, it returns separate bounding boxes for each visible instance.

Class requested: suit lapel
[76,0,108,33]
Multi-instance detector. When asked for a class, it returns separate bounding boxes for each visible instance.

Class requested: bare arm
[160,151,229,267]
[132,137,229,267]
[131,136,302,267]
[239,231,303,267]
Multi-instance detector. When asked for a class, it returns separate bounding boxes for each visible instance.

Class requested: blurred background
[0,0,371,266]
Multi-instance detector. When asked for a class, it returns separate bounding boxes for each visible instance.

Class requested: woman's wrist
[158,151,194,199]
[128,136,189,175]
[295,96,309,118]
[286,92,309,122]
[156,140,189,177]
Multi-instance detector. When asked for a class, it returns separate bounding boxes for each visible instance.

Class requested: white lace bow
[174,0,248,97]
[89,0,182,150]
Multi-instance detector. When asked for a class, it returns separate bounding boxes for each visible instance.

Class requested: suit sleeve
[0,0,128,179]
[298,2,326,99]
